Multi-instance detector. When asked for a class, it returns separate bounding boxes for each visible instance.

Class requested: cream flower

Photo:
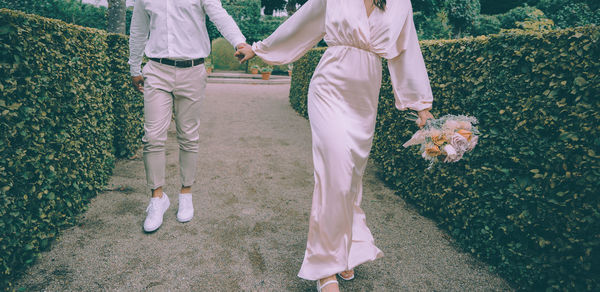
[443,120,461,131]
[429,129,442,137]
[457,121,472,130]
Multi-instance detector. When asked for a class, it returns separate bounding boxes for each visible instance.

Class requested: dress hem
[297,250,384,281]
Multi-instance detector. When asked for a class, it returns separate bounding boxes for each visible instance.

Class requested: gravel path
[15,84,512,291]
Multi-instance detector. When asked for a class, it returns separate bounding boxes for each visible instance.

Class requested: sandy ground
[14,84,512,291]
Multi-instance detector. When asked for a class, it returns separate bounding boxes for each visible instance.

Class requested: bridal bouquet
[403,114,479,165]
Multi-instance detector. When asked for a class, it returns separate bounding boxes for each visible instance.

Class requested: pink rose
[466,135,478,151]
[442,144,461,162]
[450,133,469,154]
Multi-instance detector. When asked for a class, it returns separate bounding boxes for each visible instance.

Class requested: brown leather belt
[149,57,204,68]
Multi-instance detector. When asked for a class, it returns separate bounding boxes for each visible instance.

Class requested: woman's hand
[234,43,256,63]
[416,109,434,128]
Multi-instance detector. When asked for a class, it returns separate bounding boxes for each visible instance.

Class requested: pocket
[198,64,207,77]
[142,61,151,75]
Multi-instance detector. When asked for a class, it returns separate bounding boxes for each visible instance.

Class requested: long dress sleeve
[128,0,150,77]
[252,0,326,65]
[388,7,433,112]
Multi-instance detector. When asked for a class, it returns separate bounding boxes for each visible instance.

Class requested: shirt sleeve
[251,0,326,65]
[128,0,150,77]
[388,6,433,111]
[203,0,246,49]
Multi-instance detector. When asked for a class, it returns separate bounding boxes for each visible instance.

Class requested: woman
[237,0,434,291]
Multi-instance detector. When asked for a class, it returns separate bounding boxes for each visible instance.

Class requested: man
[128,0,249,232]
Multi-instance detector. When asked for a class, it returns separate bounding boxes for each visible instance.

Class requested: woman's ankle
[319,275,337,284]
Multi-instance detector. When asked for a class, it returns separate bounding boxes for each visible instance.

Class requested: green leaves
[0,9,141,289]
[291,26,599,291]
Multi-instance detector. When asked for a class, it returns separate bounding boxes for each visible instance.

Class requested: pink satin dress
[252,0,434,281]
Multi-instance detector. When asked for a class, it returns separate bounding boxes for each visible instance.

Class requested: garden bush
[472,14,501,36]
[210,37,244,71]
[0,9,143,289]
[289,26,599,290]
[498,5,543,29]
[538,0,600,28]
[0,0,134,34]
[247,57,289,75]
[414,10,454,40]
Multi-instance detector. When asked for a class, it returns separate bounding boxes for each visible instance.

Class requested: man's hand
[131,75,144,93]
[416,109,434,128]
[234,43,255,63]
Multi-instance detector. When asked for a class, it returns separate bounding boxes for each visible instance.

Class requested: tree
[286,0,308,15]
[207,0,263,42]
[412,0,444,16]
[479,0,537,14]
[414,10,453,40]
[445,0,481,37]
[107,0,126,34]
[537,0,599,28]
[262,0,286,15]
[0,0,108,30]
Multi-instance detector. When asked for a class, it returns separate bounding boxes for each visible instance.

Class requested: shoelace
[179,196,191,207]
[146,200,159,213]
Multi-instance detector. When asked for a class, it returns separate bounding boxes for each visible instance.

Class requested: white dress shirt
[128,0,246,76]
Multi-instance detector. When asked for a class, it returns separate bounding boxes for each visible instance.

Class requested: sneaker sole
[177,215,193,223]
[144,225,161,233]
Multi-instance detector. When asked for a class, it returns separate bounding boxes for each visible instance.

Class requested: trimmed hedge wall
[107,34,144,159]
[289,27,599,290]
[0,9,143,288]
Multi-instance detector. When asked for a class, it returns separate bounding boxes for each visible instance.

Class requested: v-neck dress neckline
[364,1,375,19]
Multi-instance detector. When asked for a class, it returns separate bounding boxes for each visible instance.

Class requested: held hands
[234,43,255,63]
[131,75,144,93]
[416,109,434,128]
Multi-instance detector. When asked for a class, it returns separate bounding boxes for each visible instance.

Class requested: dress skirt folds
[252,0,434,281]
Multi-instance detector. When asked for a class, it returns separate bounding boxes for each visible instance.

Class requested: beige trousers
[141,60,207,189]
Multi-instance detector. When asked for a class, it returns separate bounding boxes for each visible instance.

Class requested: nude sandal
[337,270,355,281]
[316,278,339,292]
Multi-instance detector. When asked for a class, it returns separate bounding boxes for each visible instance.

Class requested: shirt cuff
[395,100,433,112]
[130,65,142,77]
[232,37,247,49]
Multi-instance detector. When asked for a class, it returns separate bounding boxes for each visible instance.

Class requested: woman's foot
[317,275,339,292]
[338,270,354,281]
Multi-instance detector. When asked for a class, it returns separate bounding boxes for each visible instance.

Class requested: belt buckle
[173,60,178,67]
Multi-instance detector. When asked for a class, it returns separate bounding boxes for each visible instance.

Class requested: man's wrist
[235,39,248,49]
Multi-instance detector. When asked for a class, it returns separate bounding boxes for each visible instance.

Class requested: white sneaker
[143,193,170,232]
[177,193,194,223]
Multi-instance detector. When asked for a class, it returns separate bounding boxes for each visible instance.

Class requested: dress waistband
[328,44,378,56]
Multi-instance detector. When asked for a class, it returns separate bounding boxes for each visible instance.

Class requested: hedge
[210,37,245,71]
[0,9,143,289]
[106,34,144,158]
[289,26,599,290]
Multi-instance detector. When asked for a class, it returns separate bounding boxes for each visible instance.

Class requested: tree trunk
[107,0,126,34]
